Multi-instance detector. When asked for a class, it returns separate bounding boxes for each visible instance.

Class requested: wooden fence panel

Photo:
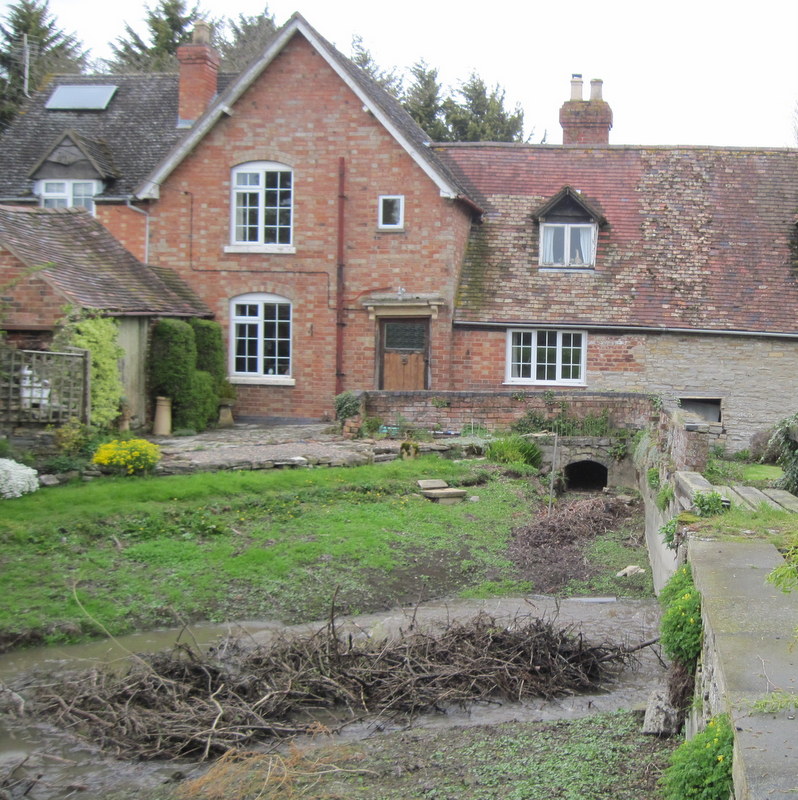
[0,348,89,425]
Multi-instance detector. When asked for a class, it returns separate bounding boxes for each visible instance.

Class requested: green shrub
[659,564,694,608]
[485,435,542,468]
[693,490,726,517]
[660,564,702,669]
[92,438,161,475]
[148,319,196,400]
[768,411,798,494]
[54,314,124,427]
[173,370,218,431]
[334,391,360,421]
[189,319,226,390]
[660,714,733,800]
[656,482,675,510]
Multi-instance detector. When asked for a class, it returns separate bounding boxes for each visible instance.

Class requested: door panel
[380,319,429,390]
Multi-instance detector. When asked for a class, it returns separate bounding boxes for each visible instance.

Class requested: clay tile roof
[436,143,798,335]
[0,205,210,316]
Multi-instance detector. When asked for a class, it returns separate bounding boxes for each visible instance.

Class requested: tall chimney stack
[559,75,613,145]
[176,21,220,128]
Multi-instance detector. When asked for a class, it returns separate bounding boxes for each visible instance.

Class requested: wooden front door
[380,318,429,390]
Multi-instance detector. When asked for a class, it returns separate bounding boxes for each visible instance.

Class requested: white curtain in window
[543,225,557,264]
[578,226,592,265]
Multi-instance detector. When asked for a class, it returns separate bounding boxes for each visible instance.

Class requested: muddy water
[0,596,664,799]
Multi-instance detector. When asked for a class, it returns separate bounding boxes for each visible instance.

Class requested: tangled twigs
[23,612,636,760]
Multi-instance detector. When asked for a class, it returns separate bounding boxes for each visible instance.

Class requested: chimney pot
[570,74,583,101]
[590,79,603,101]
[192,19,211,45]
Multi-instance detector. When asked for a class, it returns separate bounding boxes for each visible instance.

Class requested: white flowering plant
[0,458,39,499]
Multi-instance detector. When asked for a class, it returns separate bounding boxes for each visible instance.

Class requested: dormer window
[35,179,102,214]
[535,186,604,269]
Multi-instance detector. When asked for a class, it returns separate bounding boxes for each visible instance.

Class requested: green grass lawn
[0,458,530,647]
[0,456,652,650]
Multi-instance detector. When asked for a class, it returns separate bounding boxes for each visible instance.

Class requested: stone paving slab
[148,422,460,474]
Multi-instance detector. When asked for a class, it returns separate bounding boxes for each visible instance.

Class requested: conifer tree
[403,60,448,141]
[0,0,85,129]
[216,8,276,72]
[109,0,201,73]
[441,73,525,142]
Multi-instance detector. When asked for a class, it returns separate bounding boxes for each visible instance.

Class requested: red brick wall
[97,205,149,264]
[146,32,473,419]
[362,390,655,433]
[0,250,66,330]
[450,329,647,389]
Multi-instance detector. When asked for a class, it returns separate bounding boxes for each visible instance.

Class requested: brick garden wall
[359,390,655,434]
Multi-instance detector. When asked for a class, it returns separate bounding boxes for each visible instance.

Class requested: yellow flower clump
[92,439,161,475]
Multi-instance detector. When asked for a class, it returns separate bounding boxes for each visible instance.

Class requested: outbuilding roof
[0,206,210,316]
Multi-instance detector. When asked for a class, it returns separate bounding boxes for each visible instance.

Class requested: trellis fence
[0,347,90,425]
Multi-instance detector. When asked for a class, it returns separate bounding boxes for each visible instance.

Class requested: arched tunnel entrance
[563,460,608,491]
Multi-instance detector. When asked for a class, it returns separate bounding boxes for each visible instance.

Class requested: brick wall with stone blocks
[449,327,796,452]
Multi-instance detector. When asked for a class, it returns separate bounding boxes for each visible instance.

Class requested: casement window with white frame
[378,195,404,230]
[229,293,294,384]
[540,223,595,267]
[228,162,294,252]
[506,329,586,385]
[35,179,102,214]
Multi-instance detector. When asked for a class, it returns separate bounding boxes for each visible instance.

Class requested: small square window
[378,195,404,229]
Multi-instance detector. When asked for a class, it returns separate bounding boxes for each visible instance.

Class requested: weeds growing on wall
[660,564,702,672]
[512,405,614,437]
[660,713,733,800]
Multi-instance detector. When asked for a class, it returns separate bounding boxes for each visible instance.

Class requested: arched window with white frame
[229,293,293,382]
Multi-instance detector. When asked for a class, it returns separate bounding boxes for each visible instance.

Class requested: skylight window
[45,85,117,110]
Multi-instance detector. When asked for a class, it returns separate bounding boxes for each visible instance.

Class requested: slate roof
[436,143,798,336]
[0,72,233,200]
[0,206,210,316]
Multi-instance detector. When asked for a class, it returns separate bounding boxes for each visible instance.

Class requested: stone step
[762,488,798,513]
[421,487,467,504]
[417,479,449,490]
[732,485,782,510]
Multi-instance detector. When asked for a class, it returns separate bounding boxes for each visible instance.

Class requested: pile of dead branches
[24,612,636,760]
[509,497,633,590]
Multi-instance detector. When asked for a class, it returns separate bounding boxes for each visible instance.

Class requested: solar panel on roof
[45,85,118,110]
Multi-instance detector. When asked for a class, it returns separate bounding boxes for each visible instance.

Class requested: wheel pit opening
[564,460,608,491]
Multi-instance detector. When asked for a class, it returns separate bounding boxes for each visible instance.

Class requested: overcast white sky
[8,0,798,147]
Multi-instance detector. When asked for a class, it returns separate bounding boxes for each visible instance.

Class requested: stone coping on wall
[689,541,798,800]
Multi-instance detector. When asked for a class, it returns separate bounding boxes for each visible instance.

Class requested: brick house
[1,17,797,448]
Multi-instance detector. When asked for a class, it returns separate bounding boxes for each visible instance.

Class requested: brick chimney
[176,21,220,127]
[559,75,613,145]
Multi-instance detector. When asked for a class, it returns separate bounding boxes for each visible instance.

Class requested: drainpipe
[335,157,346,396]
[126,198,150,264]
